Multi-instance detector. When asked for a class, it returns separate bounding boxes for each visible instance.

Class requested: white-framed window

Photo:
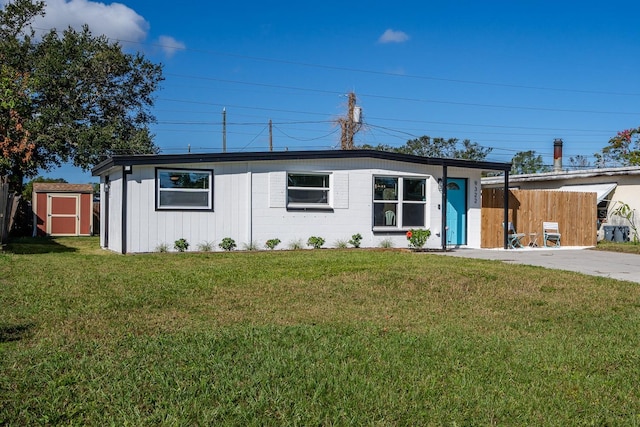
[373,176,426,228]
[156,168,213,210]
[287,172,331,209]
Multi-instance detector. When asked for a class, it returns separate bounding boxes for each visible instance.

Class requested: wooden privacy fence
[481,189,597,248]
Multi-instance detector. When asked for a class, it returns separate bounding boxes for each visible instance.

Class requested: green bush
[307,236,325,249]
[174,238,189,252]
[348,233,363,248]
[265,238,281,250]
[219,238,236,251]
[406,229,431,249]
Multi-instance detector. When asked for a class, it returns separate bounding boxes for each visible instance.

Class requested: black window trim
[372,174,428,231]
[155,167,214,211]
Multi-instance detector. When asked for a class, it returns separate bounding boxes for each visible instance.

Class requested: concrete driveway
[434,247,640,284]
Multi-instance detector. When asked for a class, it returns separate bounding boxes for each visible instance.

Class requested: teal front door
[446,178,467,246]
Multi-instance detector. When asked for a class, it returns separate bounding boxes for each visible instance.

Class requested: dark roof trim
[92,149,512,176]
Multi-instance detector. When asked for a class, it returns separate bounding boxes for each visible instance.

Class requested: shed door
[48,194,80,235]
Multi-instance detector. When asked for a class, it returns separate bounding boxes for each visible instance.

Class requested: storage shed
[32,183,95,236]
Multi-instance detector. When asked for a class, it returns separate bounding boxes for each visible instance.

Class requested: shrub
[265,238,281,250]
[174,238,189,252]
[219,237,236,251]
[307,236,325,249]
[197,241,214,252]
[406,228,431,250]
[378,238,394,248]
[288,239,304,250]
[242,241,259,251]
[334,239,348,249]
[155,242,169,253]
[349,233,363,248]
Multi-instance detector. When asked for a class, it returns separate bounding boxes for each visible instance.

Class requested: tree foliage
[0,0,163,189]
[568,154,591,170]
[510,150,550,175]
[597,128,640,167]
[359,135,493,161]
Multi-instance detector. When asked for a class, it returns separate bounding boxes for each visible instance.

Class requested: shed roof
[558,183,618,203]
[92,149,512,176]
[32,183,95,193]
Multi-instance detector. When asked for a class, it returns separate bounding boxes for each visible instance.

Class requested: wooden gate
[481,189,597,248]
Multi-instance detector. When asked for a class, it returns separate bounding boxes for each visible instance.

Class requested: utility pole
[222,108,227,153]
[269,119,273,152]
[338,92,362,150]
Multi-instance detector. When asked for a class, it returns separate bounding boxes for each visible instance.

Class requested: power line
[160,75,640,116]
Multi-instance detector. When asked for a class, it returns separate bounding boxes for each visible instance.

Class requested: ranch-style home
[91,149,511,254]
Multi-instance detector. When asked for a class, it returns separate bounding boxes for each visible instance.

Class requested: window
[373,176,426,228]
[156,169,213,210]
[287,173,331,208]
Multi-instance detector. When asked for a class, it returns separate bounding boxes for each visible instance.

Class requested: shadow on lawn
[4,237,78,254]
[0,323,35,343]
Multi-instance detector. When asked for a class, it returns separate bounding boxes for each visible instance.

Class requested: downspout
[441,166,448,251]
[104,176,110,249]
[503,170,510,249]
[121,165,132,254]
[247,168,252,247]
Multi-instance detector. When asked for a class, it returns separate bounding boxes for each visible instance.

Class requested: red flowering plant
[602,127,640,166]
[406,228,431,250]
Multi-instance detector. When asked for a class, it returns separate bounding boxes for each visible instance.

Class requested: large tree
[510,150,550,175]
[0,0,163,190]
[359,135,493,161]
[596,127,640,167]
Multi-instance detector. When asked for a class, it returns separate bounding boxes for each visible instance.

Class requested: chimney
[553,138,563,172]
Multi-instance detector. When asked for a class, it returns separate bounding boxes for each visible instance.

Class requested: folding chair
[384,210,396,226]
[504,222,525,249]
[543,221,561,247]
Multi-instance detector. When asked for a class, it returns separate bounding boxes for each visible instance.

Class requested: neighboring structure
[32,183,95,236]
[482,166,640,240]
[92,150,511,254]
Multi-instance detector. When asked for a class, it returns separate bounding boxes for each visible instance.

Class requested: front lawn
[595,240,640,255]
[1,237,639,425]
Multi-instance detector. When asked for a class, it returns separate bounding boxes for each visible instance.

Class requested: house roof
[92,149,512,176]
[32,183,94,193]
[482,165,640,185]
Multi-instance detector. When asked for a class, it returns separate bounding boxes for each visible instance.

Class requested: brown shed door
[48,195,80,235]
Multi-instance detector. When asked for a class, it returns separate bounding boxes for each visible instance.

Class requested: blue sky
[9,0,640,183]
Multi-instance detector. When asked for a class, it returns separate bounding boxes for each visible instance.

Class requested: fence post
[0,181,8,246]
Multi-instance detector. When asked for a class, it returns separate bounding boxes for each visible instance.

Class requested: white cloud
[33,0,149,43]
[5,0,187,57]
[378,29,410,44]
[156,35,186,58]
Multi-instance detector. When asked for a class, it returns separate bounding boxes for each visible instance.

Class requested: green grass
[2,237,640,425]
[595,240,640,254]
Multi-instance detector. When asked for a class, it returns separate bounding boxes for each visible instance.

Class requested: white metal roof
[558,183,617,203]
